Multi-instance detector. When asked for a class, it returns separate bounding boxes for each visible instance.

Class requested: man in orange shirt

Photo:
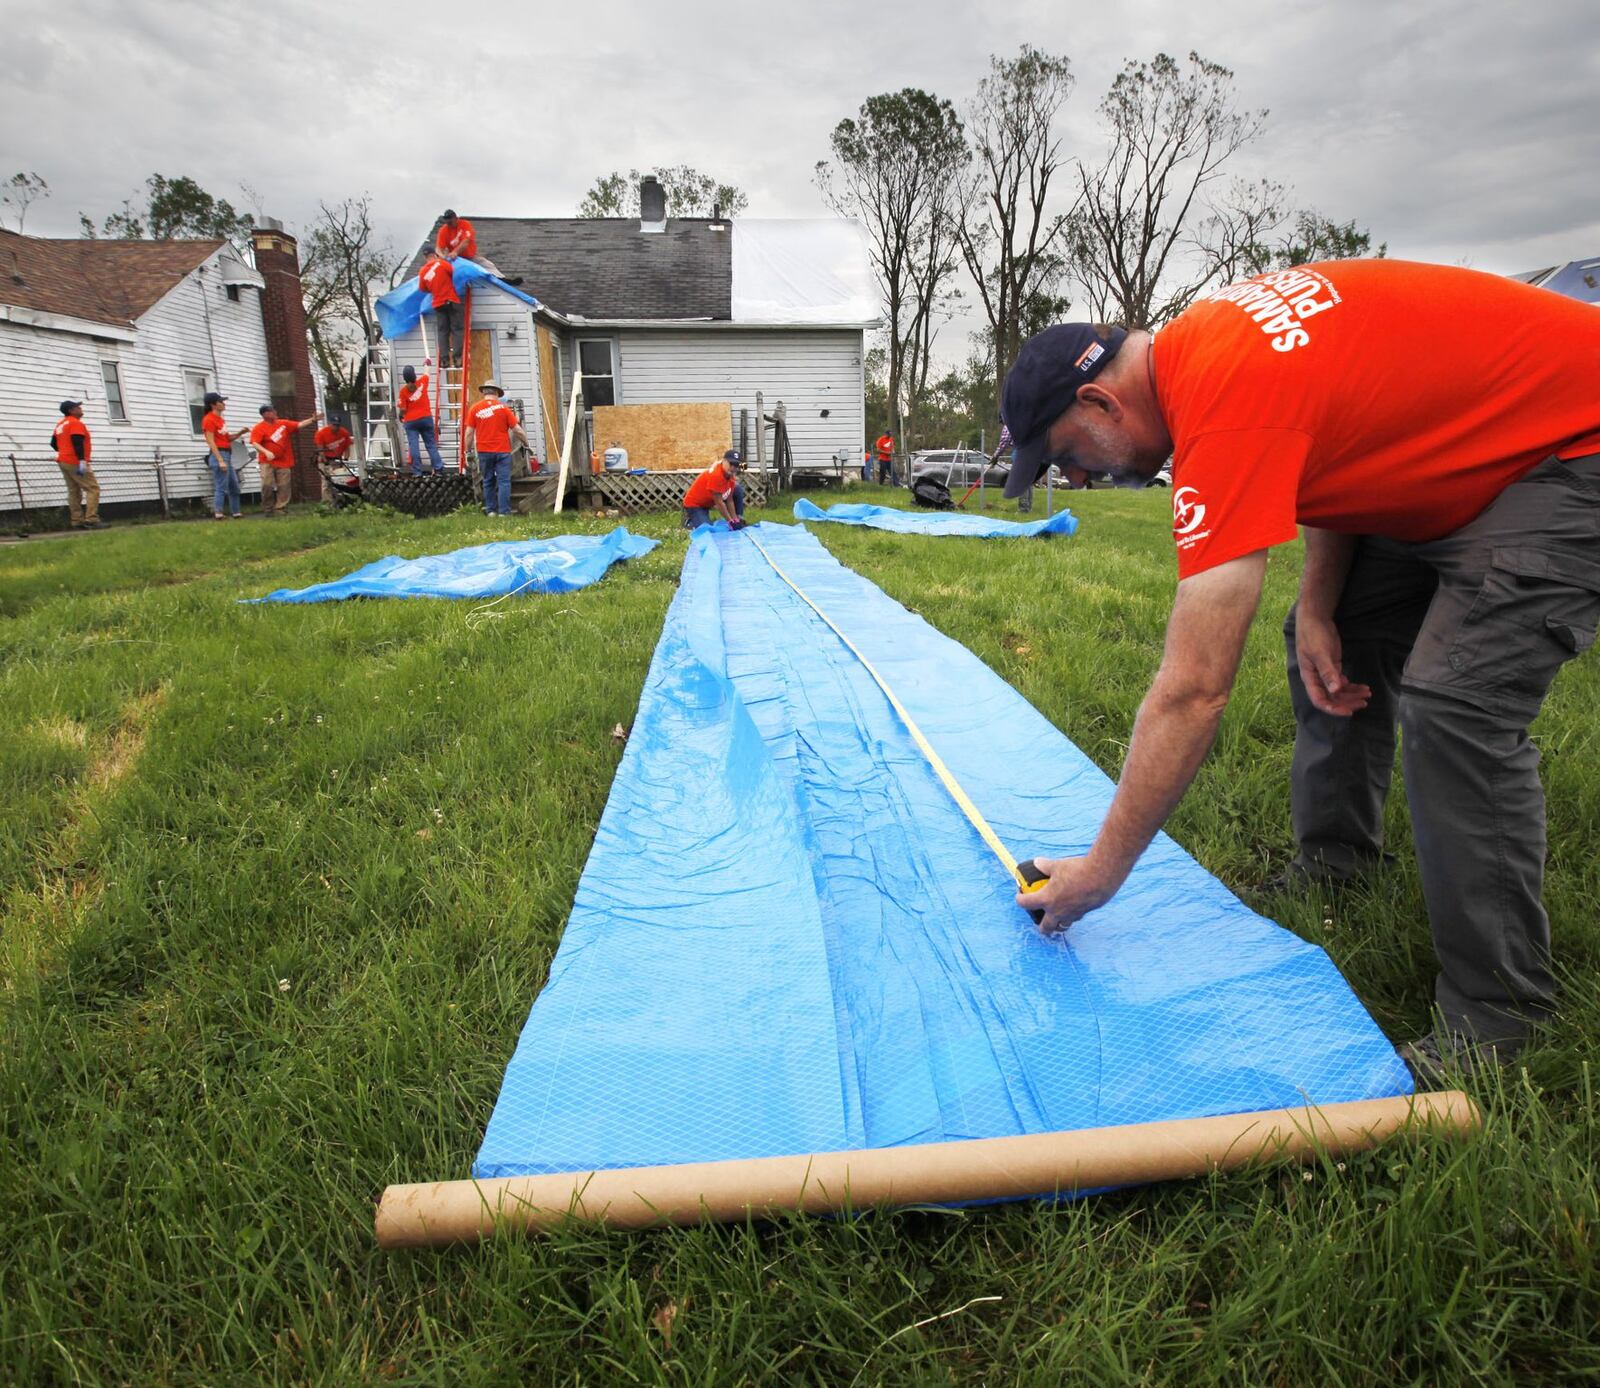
[463,381,527,515]
[681,450,748,530]
[249,403,321,517]
[418,251,461,369]
[874,431,895,485]
[201,391,242,520]
[397,365,445,474]
[52,399,104,528]
[314,419,354,465]
[435,208,520,282]
[998,262,1600,1076]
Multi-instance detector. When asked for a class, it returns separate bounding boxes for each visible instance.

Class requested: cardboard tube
[376,1090,1478,1248]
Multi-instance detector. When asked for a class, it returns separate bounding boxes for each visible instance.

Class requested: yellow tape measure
[740,528,1050,921]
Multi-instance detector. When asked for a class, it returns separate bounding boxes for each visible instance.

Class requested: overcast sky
[4,0,1597,361]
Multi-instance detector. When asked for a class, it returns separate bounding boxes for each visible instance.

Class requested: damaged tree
[299,196,405,408]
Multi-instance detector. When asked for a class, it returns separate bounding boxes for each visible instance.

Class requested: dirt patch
[88,688,165,793]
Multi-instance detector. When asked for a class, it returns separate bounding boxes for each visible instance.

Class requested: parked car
[909,448,1009,487]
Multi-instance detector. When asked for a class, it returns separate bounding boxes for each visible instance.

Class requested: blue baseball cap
[1001,323,1127,497]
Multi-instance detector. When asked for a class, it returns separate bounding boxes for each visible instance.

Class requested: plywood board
[458,328,496,418]
[592,402,732,473]
[536,324,562,461]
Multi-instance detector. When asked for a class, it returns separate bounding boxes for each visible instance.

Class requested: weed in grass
[0,491,1596,1384]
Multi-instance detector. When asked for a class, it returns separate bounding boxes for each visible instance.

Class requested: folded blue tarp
[475,523,1409,1184]
[794,496,1078,538]
[375,258,541,341]
[250,528,657,604]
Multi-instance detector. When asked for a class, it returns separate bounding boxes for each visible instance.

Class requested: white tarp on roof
[732,219,880,326]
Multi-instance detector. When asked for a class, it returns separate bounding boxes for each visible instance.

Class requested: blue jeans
[683,483,745,529]
[210,456,241,515]
[405,418,444,474]
[479,452,512,514]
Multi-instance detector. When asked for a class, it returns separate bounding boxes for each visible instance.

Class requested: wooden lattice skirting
[574,470,771,515]
[364,472,479,517]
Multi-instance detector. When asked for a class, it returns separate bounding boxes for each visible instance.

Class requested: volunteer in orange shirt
[396,365,445,475]
[435,208,520,282]
[52,399,104,529]
[249,403,320,517]
[314,419,354,465]
[201,391,242,520]
[463,381,527,515]
[874,431,895,485]
[418,251,461,369]
[681,450,748,530]
[999,261,1600,1078]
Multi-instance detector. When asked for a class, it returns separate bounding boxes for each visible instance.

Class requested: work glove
[76,462,87,476]
[728,518,747,531]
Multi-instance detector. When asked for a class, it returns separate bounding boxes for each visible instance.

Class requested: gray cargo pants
[1283,453,1600,1046]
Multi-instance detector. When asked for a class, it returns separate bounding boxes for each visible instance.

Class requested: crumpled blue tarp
[375,258,541,341]
[249,528,657,603]
[475,522,1410,1183]
[794,496,1078,537]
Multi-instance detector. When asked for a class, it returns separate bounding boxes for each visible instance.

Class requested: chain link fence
[2,448,264,525]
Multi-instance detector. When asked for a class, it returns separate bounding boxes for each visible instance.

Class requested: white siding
[388,287,545,465]
[0,248,271,511]
[568,329,866,468]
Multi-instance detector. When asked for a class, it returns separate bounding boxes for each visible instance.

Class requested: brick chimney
[251,219,319,498]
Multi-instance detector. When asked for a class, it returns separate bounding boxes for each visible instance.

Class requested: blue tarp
[375,259,541,341]
[250,528,657,604]
[475,523,1409,1185]
[794,496,1079,538]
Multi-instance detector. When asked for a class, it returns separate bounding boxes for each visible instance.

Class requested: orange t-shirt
[418,258,460,307]
[683,463,737,510]
[436,219,477,260]
[464,396,520,453]
[201,410,233,451]
[1155,259,1600,579]
[53,416,91,465]
[875,434,893,461]
[398,376,433,424]
[314,425,352,460]
[250,418,300,468]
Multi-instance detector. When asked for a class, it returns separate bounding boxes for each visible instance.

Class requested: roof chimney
[639,176,667,234]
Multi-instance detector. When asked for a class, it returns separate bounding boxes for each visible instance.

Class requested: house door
[457,328,496,416]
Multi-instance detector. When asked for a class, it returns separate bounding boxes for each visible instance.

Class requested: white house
[0,225,319,521]
[383,193,879,482]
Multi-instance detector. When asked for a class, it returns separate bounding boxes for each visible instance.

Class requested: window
[225,284,241,302]
[101,361,128,423]
[578,339,616,408]
[183,368,214,436]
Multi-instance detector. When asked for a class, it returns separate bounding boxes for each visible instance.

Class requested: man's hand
[1295,613,1371,716]
[1014,855,1117,934]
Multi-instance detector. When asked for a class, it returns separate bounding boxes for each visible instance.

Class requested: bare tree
[299,196,405,407]
[815,89,968,450]
[1068,51,1273,328]
[1,172,50,232]
[957,46,1078,397]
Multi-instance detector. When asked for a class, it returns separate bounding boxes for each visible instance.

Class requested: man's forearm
[1298,527,1358,621]
[1086,679,1229,886]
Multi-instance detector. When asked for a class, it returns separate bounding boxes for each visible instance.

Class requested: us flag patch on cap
[1074,341,1105,371]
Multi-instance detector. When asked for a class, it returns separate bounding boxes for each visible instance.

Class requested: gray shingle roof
[406,217,731,321]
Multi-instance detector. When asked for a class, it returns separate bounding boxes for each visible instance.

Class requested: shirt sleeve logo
[1173,485,1207,535]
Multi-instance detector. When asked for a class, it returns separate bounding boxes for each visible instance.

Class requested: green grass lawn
[2,489,1596,1386]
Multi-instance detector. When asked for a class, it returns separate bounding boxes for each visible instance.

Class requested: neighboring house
[387,185,879,475]
[1512,255,1600,305]
[0,223,319,519]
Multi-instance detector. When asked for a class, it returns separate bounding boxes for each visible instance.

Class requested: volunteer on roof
[418,250,462,370]
[1001,261,1600,1080]
[314,418,354,466]
[201,391,242,520]
[434,209,521,283]
[681,450,748,530]
[52,400,104,529]
[249,404,320,517]
[464,381,527,515]
[397,365,445,475]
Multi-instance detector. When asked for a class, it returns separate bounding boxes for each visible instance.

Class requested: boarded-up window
[578,339,616,408]
[101,361,128,423]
